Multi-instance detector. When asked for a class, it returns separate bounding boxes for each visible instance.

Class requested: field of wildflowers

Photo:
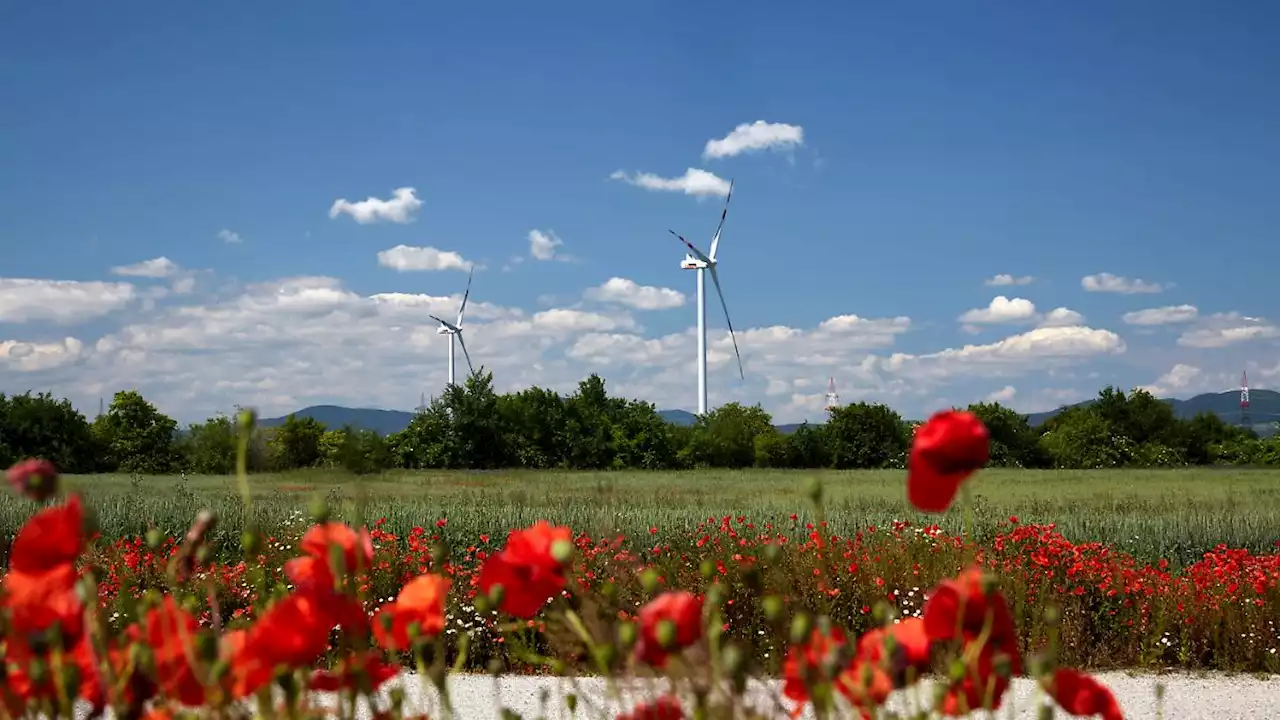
[2,409,1278,718]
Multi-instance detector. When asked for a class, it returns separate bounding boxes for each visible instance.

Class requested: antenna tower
[416,392,428,413]
[1240,370,1251,428]
[824,377,840,411]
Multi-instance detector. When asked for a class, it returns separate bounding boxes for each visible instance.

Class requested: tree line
[1,374,1276,475]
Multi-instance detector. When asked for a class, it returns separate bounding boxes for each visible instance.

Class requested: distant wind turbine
[429,268,476,388]
[669,179,744,416]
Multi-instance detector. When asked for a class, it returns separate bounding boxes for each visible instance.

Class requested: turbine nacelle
[681,254,710,270]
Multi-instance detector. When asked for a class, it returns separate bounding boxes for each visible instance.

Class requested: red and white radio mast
[825,377,840,411]
[1241,370,1252,428]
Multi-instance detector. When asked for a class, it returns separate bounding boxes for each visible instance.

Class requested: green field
[6,468,1279,566]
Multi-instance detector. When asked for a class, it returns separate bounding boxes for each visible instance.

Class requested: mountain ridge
[257,389,1280,436]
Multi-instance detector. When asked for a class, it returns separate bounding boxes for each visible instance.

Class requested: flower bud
[617,621,637,649]
[6,458,59,502]
[723,643,748,694]
[948,658,968,682]
[761,595,784,623]
[487,657,505,676]
[699,559,716,580]
[487,584,505,609]
[789,613,813,645]
[145,528,163,550]
[705,582,726,609]
[762,543,782,565]
[474,594,491,615]
[640,568,660,594]
[1043,605,1061,627]
[804,476,824,505]
[601,581,618,603]
[593,644,617,670]
[241,529,261,557]
[309,495,331,524]
[1037,705,1054,720]
[237,408,257,434]
[565,694,578,714]
[656,620,677,650]
[550,539,574,565]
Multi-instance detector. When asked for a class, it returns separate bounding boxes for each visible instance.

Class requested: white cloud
[529,230,565,261]
[584,277,685,310]
[985,385,1017,403]
[984,274,1034,287]
[609,168,731,198]
[0,337,84,372]
[880,325,1126,384]
[958,296,1038,324]
[1177,313,1280,348]
[377,245,475,272]
[1081,272,1163,294]
[110,257,180,279]
[0,278,136,324]
[1138,363,1205,397]
[217,229,243,244]
[1038,307,1086,328]
[702,120,805,160]
[329,187,422,224]
[1122,304,1198,326]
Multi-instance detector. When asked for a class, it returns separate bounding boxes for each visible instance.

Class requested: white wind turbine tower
[429,268,476,388]
[669,179,744,417]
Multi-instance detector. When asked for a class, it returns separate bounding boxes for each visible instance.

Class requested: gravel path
[311,671,1279,719]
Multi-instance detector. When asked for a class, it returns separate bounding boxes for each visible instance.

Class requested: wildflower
[907,410,990,513]
[1046,668,1125,720]
[373,573,450,653]
[635,591,704,666]
[922,568,1021,714]
[617,695,683,720]
[2,495,86,646]
[5,458,59,502]
[310,651,400,693]
[477,521,573,618]
[137,598,208,706]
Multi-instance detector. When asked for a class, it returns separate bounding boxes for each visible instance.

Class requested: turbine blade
[456,331,476,376]
[668,230,711,263]
[708,265,744,379]
[457,267,473,326]
[708,179,733,261]
[428,314,447,326]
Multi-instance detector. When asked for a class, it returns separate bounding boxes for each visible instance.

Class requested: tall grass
[4,467,1277,567]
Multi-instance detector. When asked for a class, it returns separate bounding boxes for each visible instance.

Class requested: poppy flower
[298,522,375,578]
[907,410,990,513]
[230,590,364,697]
[2,495,86,645]
[373,573,450,653]
[7,493,84,574]
[310,651,400,693]
[634,591,704,666]
[6,458,59,502]
[855,617,931,687]
[922,569,1022,714]
[616,695,683,720]
[139,598,209,706]
[1047,668,1125,720]
[477,521,573,618]
[783,626,853,713]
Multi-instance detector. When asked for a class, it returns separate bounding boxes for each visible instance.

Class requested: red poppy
[299,522,375,578]
[855,617,931,687]
[7,493,84,574]
[2,495,86,646]
[229,590,364,697]
[1048,669,1125,720]
[922,568,1022,714]
[783,626,853,713]
[373,573,450,653]
[616,695,683,720]
[5,458,59,502]
[310,651,400,693]
[477,521,573,618]
[634,591,704,666]
[139,598,209,706]
[907,410,990,512]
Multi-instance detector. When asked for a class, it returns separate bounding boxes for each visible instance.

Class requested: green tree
[442,371,511,468]
[612,399,680,470]
[269,414,328,470]
[499,387,570,469]
[824,402,909,469]
[754,432,798,468]
[564,375,618,470]
[683,402,775,468]
[1038,405,1129,469]
[965,401,1049,468]
[92,390,181,474]
[0,392,97,473]
[182,414,238,474]
[391,402,455,469]
[335,426,391,475]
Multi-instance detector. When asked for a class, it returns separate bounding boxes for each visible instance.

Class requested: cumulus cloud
[1177,313,1280,348]
[528,230,565,261]
[1138,363,1206,397]
[110,257,180,279]
[584,277,685,310]
[377,245,475,272]
[880,325,1126,384]
[0,278,136,324]
[985,385,1017,403]
[0,337,84,372]
[329,187,422,224]
[218,229,243,244]
[608,168,731,198]
[1081,272,1163,294]
[1122,304,1199,326]
[702,120,805,160]
[1038,307,1086,328]
[958,296,1037,324]
[984,274,1034,287]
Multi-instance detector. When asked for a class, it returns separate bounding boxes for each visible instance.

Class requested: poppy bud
[550,539,573,565]
[600,580,618,603]
[474,595,491,615]
[145,528,163,549]
[789,613,812,645]
[762,543,782,565]
[761,595,783,622]
[389,686,406,710]
[237,408,257,434]
[640,568,659,594]
[656,619,677,650]
[1037,705,1054,720]
[487,658,505,676]
[804,476,823,505]
[593,644,617,670]
[487,584,505,609]
[6,458,59,502]
[241,529,261,557]
[565,694,578,714]
[722,643,748,694]
[432,541,451,567]
[1043,605,1061,627]
[617,621,637,649]
[699,559,716,580]
[947,658,967,682]
[705,582,725,609]
[309,495,331,524]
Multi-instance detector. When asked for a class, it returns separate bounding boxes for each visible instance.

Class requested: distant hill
[1024,389,1280,435]
[259,389,1280,438]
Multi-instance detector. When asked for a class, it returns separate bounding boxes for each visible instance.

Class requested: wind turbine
[669,179,744,417]
[429,268,476,388]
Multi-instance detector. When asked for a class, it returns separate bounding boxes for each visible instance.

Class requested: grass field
[6,467,1278,566]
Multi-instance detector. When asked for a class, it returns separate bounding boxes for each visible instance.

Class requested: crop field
[7,467,1279,566]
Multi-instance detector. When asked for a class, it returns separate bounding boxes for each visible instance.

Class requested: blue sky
[2,1,1279,424]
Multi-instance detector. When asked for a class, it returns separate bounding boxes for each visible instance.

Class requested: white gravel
[313,671,1279,719]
